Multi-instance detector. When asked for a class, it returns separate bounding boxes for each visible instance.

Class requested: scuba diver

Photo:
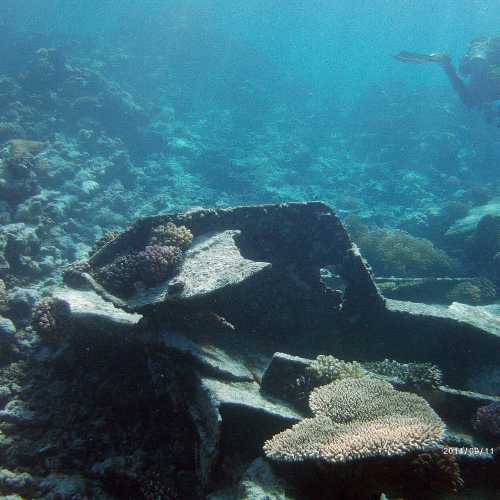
[394,36,500,125]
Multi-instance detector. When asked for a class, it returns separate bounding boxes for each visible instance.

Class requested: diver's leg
[440,61,477,107]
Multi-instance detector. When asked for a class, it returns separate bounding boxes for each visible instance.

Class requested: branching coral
[31,298,71,342]
[92,223,192,296]
[136,245,182,286]
[355,228,458,277]
[94,245,181,295]
[305,355,366,386]
[150,223,193,250]
[264,377,445,464]
[364,359,443,388]
[292,355,367,409]
[309,378,436,423]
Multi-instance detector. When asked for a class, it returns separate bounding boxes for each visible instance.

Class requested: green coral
[150,223,193,250]
[356,228,458,277]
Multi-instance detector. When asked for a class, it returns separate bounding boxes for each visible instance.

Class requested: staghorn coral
[31,298,71,342]
[356,228,458,277]
[150,223,193,250]
[472,401,500,437]
[411,451,463,494]
[364,359,443,389]
[264,377,445,465]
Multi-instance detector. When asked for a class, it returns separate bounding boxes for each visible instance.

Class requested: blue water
[2,3,500,499]
[4,0,500,99]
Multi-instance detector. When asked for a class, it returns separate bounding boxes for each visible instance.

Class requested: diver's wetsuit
[396,37,500,123]
[442,58,500,108]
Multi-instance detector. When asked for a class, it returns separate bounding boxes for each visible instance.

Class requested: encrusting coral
[264,377,445,464]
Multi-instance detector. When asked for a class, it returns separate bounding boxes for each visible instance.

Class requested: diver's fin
[393,51,449,64]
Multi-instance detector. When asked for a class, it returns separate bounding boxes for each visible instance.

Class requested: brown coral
[150,223,193,250]
[31,298,71,342]
[94,245,181,295]
[136,245,182,286]
[411,451,463,494]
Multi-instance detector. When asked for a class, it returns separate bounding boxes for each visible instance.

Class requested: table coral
[264,377,445,464]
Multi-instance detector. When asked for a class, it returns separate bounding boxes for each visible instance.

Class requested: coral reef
[305,355,366,386]
[0,21,499,500]
[446,278,497,305]
[472,402,500,437]
[364,359,443,388]
[410,451,463,494]
[264,377,445,464]
[94,244,182,294]
[90,230,121,255]
[136,244,182,286]
[31,298,71,342]
[356,228,458,277]
[150,222,193,249]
